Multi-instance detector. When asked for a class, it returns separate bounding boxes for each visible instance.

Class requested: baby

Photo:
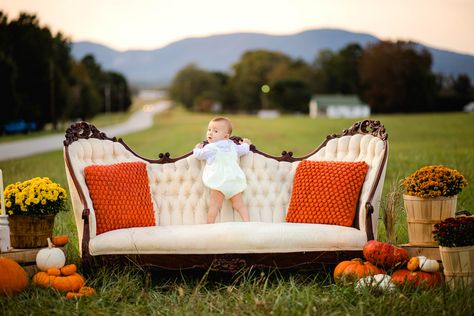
[193,117,251,224]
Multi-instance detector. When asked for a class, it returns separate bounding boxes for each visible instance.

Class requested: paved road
[0,101,171,162]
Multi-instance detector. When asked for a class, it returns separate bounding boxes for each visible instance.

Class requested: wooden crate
[2,247,65,277]
[400,244,441,261]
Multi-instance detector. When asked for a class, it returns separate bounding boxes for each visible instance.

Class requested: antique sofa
[63,120,388,271]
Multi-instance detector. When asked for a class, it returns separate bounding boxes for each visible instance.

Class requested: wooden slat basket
[403,195,456,246]
[439,245,474,288]
[9,214,55,248]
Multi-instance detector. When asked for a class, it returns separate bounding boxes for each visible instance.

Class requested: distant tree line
[0,12,131,131]
[170,42,474,114]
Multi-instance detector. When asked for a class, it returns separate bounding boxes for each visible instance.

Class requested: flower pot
[8,214,55,248]
[403,195,456,246]
[439,245,474,288]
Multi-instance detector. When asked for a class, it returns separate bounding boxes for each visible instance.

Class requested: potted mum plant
[3,177,67,248]
[401,165,467,246]
[433,216,474,288]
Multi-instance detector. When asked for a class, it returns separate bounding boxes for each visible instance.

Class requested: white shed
[309,95,371,118]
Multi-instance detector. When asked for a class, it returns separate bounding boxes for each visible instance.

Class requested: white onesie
[193,139,250,199]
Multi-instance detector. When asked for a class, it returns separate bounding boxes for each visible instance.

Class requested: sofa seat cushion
[88,222,367,255]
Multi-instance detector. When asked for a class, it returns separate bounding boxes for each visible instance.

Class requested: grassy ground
[1,107,473,315]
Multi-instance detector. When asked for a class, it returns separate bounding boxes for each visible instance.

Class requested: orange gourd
[52,235,69,247]
[32,271,50,287]
[66,286,95,299]
[33,271,58,287]
[52,273,85,292]
[333,258,385,284]
[363,240,409,269]
[0,257,29,296]
[66,292,84,299]
[60,264,77,276]
[391,269,442,288]
[47,268,62,276]
[407,257,420,271]
[79,286,96,296]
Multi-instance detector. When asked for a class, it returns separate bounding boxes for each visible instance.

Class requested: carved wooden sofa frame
[63,120,388,272]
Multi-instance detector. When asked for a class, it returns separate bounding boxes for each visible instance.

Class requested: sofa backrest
[64,120,388,242]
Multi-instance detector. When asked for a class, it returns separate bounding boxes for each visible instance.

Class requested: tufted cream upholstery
[64,132,387,255]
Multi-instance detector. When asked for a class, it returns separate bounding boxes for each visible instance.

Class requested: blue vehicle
[2,120,38,134]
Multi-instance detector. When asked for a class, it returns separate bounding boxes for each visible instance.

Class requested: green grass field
[1,107,473,315]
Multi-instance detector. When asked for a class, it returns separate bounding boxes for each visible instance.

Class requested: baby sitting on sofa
[193,117,252,224]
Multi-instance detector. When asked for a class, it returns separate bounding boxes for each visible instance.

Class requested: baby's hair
[211,117,232,135]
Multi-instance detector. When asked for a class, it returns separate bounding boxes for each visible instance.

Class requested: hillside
[71,28,474,86]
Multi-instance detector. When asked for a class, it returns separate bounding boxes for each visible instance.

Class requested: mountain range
[71,28,474,87]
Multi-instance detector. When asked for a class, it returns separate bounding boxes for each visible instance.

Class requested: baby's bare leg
[208,190,224,224]
[230,193,250,222]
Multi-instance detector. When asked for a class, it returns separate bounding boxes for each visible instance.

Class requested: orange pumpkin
[66,286,95,299]
[78,286,95,296]
[363,240,409,269]
[334,258,385,284]
[47,268,62,276]
[32,271,51,287]
[52,273,85,292]
[0,257,29,296]
[391,269,442,288]
[60,264,77,276]
[407,257,420,271]
[52,235,69,247]
[66,292,84,300]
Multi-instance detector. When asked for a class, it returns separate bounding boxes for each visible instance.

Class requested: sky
[1,0,474,55]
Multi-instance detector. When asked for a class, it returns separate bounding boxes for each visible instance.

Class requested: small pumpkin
[52,273,85,292]
[66,286,95,300]
[66,292,84,300]
[79,286,96,296]
[418,257,440,273]
[0,257,29,296]
[363,240,409,269]
[32,271,51,287]
[407,256,420,271]
[334,258,385,284]
[47,268,62,276]
[355,274,395,292]
[36,238,66,271]
[391,269,442,288]
[60,264,77,276]
[52,235,69,247]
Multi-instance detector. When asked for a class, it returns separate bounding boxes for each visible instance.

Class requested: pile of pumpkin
[334,240,442,291]
[32,237,95,299]
[0,236,95,299]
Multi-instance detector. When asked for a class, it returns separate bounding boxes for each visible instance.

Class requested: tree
[230,50,292,112]
[66,61,102,120]
[434,73,473,111]
[267,79,312,113]
[106,71,132,113]
[0,52,20,125]
[169,64,220,110]
[0,12,72,129]
[359,41,437,113]
[311,43,363,94]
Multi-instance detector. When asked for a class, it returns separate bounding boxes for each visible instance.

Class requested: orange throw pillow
[84,162,155,235]
[286,160,369,226]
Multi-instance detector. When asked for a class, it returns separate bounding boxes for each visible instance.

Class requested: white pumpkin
[418,256,440,273]
[355,274,395,292]
[36,238,66,271]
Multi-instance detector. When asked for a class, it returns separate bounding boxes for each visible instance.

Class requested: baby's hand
[195,142,204,149]
[242,138,252,145]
